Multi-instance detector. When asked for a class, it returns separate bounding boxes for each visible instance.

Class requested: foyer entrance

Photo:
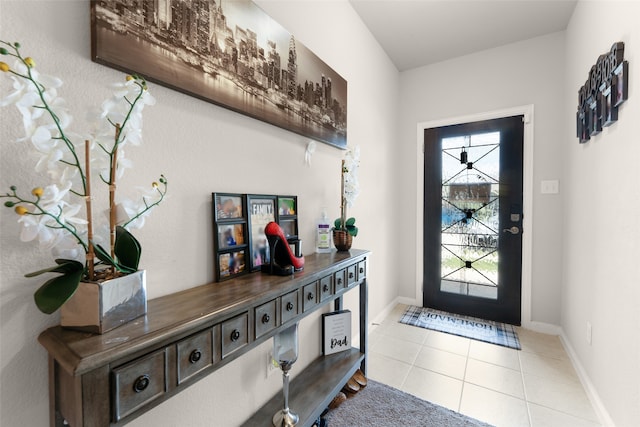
[423,116,524,325]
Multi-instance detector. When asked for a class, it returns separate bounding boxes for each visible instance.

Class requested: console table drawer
[319,275,333,302]
[358,260,366,280]
[221,313,248,358]
[346,264,357,287]
[334,269,346,292]
[255,299,278,339]
[112,349,167,422]
[303,282,318,312]
[176,329,213,385]
[280,290,299,324]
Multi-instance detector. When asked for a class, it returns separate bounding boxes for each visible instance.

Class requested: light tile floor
[367,304,601,427]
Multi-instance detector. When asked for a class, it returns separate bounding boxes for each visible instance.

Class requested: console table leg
[48,356,65,427]
[359,279,368,376]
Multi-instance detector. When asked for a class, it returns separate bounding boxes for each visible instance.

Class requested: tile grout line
[458,343,472,413]
[517,347,534,426]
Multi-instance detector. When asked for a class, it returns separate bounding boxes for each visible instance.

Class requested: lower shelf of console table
[39,249,370,426]
[245,348,364,427]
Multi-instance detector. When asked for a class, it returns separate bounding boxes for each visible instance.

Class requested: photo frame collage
[213,193,299,281]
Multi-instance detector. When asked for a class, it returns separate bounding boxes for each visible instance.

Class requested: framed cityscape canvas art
[91,0,347,149]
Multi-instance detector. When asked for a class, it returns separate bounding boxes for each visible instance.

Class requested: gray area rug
[323,380,493,427]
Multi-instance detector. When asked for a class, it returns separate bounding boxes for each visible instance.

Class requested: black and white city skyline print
[91,0,347,148]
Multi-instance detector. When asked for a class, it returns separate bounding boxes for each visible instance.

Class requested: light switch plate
[541,180,559,194]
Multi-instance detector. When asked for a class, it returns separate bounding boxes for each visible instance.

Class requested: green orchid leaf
[93,242,118,267]
[334,218,342,228]
[348,225,359,237]
[33,269,83,314]
[346,217,356,227]
[115,226,141,271]
[25,259,84,277]
[93,241,136,274]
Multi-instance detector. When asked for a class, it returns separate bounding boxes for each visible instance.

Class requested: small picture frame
[278,197,296,216]
[322,310,352,355]
[214,193,244,220]
[277,196,298,240]
[218,249,247,279]
[212,193,249,282]
[218,223,245,249]
[247,195,277,271]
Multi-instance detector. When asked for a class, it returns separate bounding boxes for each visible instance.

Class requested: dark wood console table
[39,249,370,426]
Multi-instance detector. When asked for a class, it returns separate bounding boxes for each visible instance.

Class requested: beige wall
[397,31,566,325]
[563,2,640,426]
[3,0,640,425]
[0,1,399,425]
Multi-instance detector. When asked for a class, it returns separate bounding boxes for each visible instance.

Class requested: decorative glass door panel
[423,116,523,325]
[441,132,500,299]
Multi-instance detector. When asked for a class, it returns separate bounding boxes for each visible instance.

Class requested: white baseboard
[520,319,562,335]
[396,296,419,307]
[558,330,615,427]
[370,296,402,327]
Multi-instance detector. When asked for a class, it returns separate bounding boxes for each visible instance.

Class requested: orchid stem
[109,125,120,277]
[85,140,95,281]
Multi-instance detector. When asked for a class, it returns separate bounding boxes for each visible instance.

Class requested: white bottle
[316,208,332,253]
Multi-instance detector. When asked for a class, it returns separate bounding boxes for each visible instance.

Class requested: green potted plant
[333,146,360,251]
[0,41,167,332]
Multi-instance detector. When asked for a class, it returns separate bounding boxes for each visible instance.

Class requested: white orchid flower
[140,90,156,106]
[342,145,361,208]
[34,144,63,175]
[0,75,29,107]
[109,79,136,98]
[17,214,47,243]
[117,183,164,230]
[122,126,143,146]
[51,236,85,262]
[39,182,72,207]
[115,150,133,179]
[1,43,163,300]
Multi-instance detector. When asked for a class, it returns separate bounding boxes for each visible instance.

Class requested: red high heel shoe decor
[262,222,305,276]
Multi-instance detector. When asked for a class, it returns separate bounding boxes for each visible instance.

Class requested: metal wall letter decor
[576,42,629,143]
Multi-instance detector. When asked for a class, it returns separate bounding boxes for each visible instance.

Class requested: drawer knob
[230,329,241,342]
[189,349,202,364]
[323,284,329,292]
[307,292,314,301]
[261,313,271,324]
[360,267,364,274]
[133,375,150,393]
[286,302,294,311]
[337,278,343,285]
[349,272,354,279]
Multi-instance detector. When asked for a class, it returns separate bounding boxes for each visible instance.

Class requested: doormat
[399,306,521,350]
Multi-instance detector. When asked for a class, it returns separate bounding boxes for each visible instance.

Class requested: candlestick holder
[272,323,299,427]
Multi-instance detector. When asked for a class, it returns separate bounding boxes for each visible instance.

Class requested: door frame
[415,105,534,327]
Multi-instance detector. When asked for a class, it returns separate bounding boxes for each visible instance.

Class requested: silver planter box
[61,270,147,334]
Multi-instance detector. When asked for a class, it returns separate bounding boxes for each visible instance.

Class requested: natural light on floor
[367,304,600,427]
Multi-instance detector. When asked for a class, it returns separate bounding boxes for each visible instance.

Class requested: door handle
[503,226,520,235]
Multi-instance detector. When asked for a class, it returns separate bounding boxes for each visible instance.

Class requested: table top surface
[38,249,370,375]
